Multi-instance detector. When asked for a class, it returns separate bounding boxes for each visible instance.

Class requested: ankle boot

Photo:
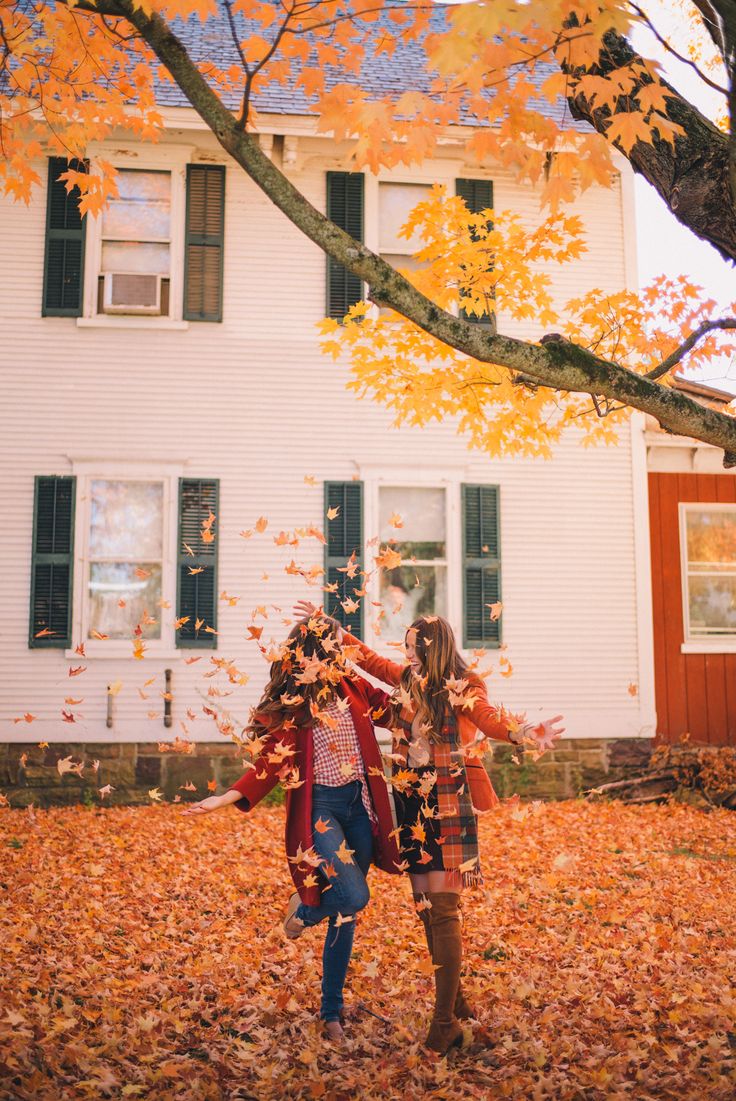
[424,892,465,1054]
[414,893,474,1021]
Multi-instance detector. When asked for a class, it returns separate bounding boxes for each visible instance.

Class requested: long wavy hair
[248,614,348,736]
[391,615,470,742]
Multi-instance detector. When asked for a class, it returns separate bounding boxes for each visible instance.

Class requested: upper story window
[99,170,172,316]
[681,504,736,638]
[42,155,226,325]
[378,182,432,274]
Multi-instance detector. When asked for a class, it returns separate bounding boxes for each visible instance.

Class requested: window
[87,480,165,640]
[379,182,432,273]
[378,485,448,642]
[98,170,172,316]
[29,470,220,654]
[42,153,226,324]
[681,504,736,638]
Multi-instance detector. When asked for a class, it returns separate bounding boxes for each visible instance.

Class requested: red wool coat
[342,632,517,813]
[228,676,402,906]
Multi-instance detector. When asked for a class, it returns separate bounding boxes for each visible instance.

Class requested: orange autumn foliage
[1,801,735,1098]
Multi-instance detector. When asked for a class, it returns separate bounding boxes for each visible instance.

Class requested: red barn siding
[649,471,736,745]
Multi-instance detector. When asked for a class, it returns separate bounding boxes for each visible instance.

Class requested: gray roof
[161,8,582,129]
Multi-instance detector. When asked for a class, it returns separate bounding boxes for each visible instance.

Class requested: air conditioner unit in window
[103,272,161,315]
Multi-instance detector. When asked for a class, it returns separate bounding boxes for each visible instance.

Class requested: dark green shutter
[326,172,364,319]
[29,476,76,647]
[43,158,86,316]
[324,481,363,638]
[462,484,501,648]
[456,178,494,325]
[184,165,226,321]
[176,479,219,648]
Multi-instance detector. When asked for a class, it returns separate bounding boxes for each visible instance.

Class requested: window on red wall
[680,503,736,638]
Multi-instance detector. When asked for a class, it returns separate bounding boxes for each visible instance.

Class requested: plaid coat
[228,676,401,906]
[341,632,515,813]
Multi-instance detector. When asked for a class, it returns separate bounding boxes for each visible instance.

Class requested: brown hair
[247,614,350,735]
[392,615,470,742]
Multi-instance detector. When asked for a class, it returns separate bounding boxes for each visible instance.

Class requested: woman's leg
[410,872,469,1048]
[318,791,374,1023]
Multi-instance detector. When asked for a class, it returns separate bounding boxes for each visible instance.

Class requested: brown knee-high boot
[424,892,465,1053]
[413,894,474,1020]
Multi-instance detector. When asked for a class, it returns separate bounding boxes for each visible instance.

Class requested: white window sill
[77,317,189,331]
[64,648,184,661]
[681,640,736,654]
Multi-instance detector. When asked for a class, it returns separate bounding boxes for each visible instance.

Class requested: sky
[632,4,735,392]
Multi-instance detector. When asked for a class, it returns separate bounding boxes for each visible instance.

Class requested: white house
[3,12,708,804]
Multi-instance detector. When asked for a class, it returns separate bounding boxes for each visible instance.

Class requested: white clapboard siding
[0,127,646,745]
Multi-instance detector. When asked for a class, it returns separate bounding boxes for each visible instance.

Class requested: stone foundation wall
[487,737,653,801]
[0,737,654,808]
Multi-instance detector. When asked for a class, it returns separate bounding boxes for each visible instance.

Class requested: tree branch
[560,26,736,264]
[645,318,736,381]
[77,1,736,464]
[628,2,729,95]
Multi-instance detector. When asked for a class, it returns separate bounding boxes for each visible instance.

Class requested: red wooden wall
[649,472,736,745]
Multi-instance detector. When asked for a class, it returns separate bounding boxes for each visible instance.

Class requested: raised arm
[292,600,406,688]
[341,631,406,688]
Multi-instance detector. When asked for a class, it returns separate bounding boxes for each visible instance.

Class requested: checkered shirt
[312,702,377,824]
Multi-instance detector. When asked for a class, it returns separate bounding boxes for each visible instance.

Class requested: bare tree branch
[645,318,736,381]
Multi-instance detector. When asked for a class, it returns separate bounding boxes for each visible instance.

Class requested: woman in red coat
[296,600,563,1054]
[185,614,400,1040]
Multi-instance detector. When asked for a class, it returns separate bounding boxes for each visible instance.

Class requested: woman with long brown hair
[295,600,563,1054]
[184,613,400,1041]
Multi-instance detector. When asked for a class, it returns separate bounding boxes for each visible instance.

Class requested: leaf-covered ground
[1,801,735,1100]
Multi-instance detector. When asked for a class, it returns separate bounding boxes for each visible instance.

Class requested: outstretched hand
[181,796,224,815]
[531,715,565,752]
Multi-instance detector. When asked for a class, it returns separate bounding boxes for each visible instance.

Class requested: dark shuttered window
[326,172,364,319]
[462,484,501,648]
[43,158,87,317]
[456,178,494,325]
[176,479,219,648]
[184,165,226,322]
[324,481,363,638]
[29,476,76,647]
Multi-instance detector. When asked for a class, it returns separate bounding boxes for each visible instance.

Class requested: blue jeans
[295,781,374,1022]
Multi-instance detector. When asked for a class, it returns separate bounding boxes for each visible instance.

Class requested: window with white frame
[379,182,432,273]
[87,480,166,640]
[99,170,172,317]
[378,485,448,642]
[681,504,736,638]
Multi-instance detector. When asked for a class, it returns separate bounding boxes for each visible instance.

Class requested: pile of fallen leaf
[1,801,735,1100]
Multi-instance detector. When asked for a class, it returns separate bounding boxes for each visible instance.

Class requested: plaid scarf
[393,705,482,888]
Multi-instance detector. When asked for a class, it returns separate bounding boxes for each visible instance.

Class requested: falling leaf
[336,839,355,865]
[255,516,268,533]
[314,817,333,834]
[326,506,340,520]
[68,665,87,677]
[135,567,152,580]
[12,713,36,724]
